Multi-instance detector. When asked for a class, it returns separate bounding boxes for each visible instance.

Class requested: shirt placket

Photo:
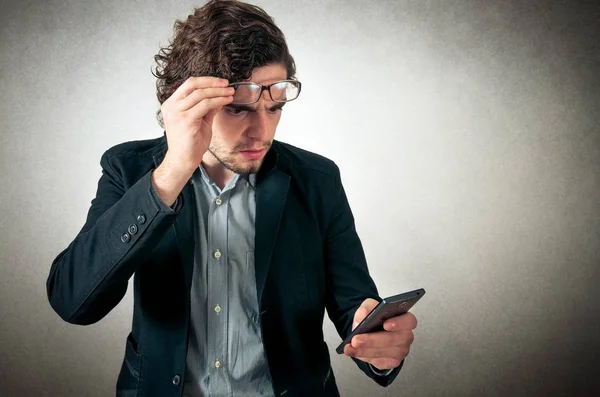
[207,185,232,396]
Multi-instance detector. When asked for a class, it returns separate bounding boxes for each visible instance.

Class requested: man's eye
[226,107,246,116]
[269,107,283,114]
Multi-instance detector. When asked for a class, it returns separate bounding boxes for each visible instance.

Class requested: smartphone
[335,288,425,354]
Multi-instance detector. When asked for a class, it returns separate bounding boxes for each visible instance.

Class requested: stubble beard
[208,141,271,175]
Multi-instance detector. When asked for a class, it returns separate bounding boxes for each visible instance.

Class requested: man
[46,1,417,396]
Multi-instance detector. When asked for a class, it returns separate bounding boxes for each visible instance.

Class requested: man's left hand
[343,298,417,371]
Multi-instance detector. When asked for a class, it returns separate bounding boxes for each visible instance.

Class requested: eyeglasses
[228,80,302,105]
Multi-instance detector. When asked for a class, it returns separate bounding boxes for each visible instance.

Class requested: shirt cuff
[368,363,395,377]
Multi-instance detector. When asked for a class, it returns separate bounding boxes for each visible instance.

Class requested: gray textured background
[1,0,599,396]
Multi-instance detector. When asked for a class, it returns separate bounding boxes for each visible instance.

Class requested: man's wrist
[149,176,182,213]
[151,156,195,207]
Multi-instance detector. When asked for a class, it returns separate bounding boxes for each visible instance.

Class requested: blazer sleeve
[46,150,181,325]
[323,164,402,387]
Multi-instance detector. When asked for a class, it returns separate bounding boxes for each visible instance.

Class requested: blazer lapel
[255,168,290,304]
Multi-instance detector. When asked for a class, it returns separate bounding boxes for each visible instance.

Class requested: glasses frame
[228,79,302,104]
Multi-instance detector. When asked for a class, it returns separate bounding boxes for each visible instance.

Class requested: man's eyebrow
[226,104,256,112]
[225,103,286,112]
[268,103,286,111]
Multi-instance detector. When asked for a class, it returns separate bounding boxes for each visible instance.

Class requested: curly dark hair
[152,0,296,126]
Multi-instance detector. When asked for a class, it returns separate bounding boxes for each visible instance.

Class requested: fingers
[351,330,414,349]
[383,312,417,332]
[343,310,418,369]
[160,76,234,130]
[187,96,233,121]
[177,86,235,112]
[170,76,230,101]
[345,344,410,360]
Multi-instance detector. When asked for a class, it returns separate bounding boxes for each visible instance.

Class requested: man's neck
[201,153,236,190]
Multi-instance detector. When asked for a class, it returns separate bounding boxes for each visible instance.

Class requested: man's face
[209,64,288,174]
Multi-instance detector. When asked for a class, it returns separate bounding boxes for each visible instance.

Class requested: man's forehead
[244,64,287,84]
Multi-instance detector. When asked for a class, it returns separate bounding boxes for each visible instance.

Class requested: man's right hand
[152,77,234,207]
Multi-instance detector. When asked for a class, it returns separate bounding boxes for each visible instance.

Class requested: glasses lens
[270,81,300,102]
[231,83,261,104]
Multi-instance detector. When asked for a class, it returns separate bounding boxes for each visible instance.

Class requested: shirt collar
[198,164,256,190]
[247,173,257,188]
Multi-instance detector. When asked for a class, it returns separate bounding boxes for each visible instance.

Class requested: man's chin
[244,159,263,174]
[227,158,263,175]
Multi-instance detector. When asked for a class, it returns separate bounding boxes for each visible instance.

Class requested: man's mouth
[239,148,266,159]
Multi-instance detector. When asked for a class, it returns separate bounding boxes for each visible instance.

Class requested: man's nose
[247,110,270,140]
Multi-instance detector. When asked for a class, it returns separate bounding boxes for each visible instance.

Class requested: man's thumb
[352,307,368,330]
[352,299,379,330]
[204,107,221,125]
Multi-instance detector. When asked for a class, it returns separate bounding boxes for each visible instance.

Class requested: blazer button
[137,214,146,224]
[121,233,130,243]
[172,374,181,386]
[128,224,138,235]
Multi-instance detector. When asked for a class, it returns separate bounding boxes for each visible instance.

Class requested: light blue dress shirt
[182,166,274,397]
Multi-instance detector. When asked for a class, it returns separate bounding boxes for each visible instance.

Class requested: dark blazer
[46,136,401,396]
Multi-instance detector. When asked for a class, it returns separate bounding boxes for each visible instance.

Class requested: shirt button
[128,224,138,235]
[215,360,221,368]
[121,233,130,243]
[214,250,221,259]
[214,304,221,313]
[137,214,146,224]
[172,374,181,385]
[215,198,222,205]
[245,181,249,188]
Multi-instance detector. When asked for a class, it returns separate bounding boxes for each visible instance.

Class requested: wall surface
[0,0,599,396]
